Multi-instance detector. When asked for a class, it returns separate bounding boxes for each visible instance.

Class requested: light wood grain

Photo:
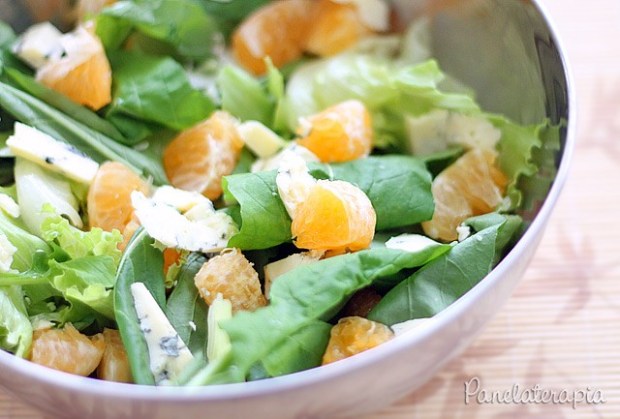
[2,0,618,417]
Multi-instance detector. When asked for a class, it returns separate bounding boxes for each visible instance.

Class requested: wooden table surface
[2,0,618,417]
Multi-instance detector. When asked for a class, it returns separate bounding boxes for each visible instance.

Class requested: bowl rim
[0,0,577,405]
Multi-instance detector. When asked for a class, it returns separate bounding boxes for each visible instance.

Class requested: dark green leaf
[198,0,270,38]
[0,80,168,184]
[4,68,129,144]
[107,51,215,133]
[368,224,512,325]
[223,155,433,249]
[114,228,166,385]
[97,0,219,61]
[166,252,209,356]
[186,246,448,384]
[261,321,331,377]
[223,170,292,250]
[311,155,434,230]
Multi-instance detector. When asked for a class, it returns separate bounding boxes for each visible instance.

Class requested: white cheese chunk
[251,144,319,173]
[456,224,472,242]
[12,22,64,69]
[131,190,238,253]
[238,120,287,158]
[264,251,323,299]
[7,123,99,184]
[0,193,20,218]
[130,282,194,385]
[0,232,17,273]
[275,152,317,219]
[385,234,442,253]
[151,185,209,213]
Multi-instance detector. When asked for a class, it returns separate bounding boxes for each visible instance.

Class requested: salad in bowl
[0,0,564,398]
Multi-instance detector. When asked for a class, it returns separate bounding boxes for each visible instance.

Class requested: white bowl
[0,0,574,417]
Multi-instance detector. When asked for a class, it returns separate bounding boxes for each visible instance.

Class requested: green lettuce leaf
[284,57,478,150]
[0,285,32,357]
[40,211,123,264]
[97,0,219,62]
[48,256,117,323]
[223,155,433,250]
[107,51,215,136]
[491,115,544,209]
[217,65,274,126]
[0,211,49,272]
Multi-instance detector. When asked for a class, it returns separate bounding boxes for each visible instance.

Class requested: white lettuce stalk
[14,157,82,236]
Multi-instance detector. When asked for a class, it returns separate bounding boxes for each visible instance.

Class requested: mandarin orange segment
[97,328,132,383]
[322,316,394,365]
[87,161,150,235]
[305,0,372,56]
[163,111,244,201]
[194,248,267,314]
[36,24,112,110]
[29,323,105,376]
[163,248,182,275]
[422,148,508,242]
[297,100,373,163]
[231,0,314,75]
[291,179,376,253]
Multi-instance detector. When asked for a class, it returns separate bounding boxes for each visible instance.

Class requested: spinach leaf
[0,81,168,184]
[464,213,522,260]
[166,252,209,356]
[198,0,270,38]
[223,170,292,250]
[261,321,331,377]
[223,155,433,249]
[311,155,433,230]
[368,223,516,325]
[185,245,449,384]
[4,68,129,144]
[97,0,219,62]
[114,228,166,385]
[107,51,215,135]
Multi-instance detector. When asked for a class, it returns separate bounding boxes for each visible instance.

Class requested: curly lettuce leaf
[0,285,32,357]
[40,210,122,264]
[284,56,478,150]
[490,115,545,209]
